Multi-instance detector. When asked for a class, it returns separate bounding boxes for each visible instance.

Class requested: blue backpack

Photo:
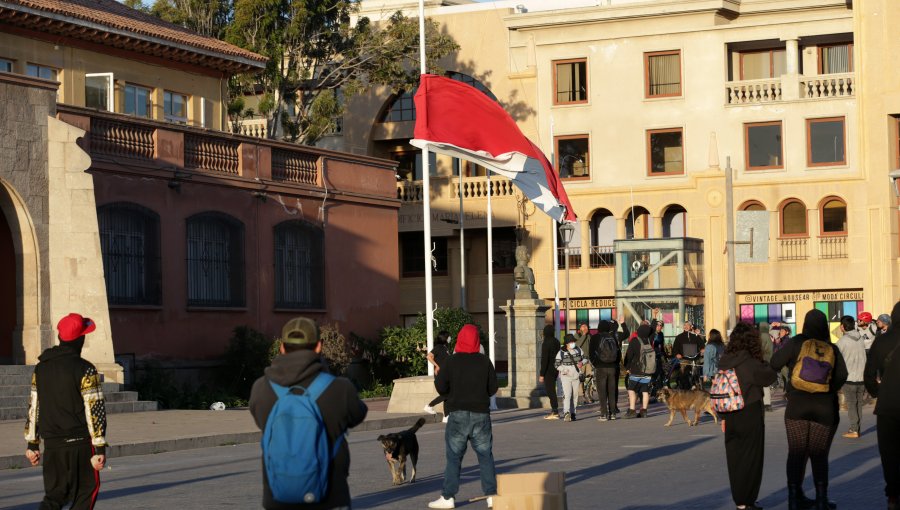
[262,373,342,504]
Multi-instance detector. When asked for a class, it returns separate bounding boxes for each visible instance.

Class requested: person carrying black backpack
[624,324,656,418]
[590,321,623,421]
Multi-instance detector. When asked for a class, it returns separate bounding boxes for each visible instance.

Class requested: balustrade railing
[90,118,154,161]
[557,247,582,269]
[184,134,239,174]
[272,149,318,185]
[456,177,516,199]
[818,235,848,259]
[589,245,615,268]
[235,118,267,138]
[778,238,809,261]
[396,181,423,202]
[726,78,783,104]
[800,74,855,99]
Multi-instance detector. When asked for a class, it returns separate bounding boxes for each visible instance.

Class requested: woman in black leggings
[718,323,777,510]
[771,309,848,510]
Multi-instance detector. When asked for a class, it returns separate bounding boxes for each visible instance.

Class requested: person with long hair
[771,309,848,510]
[703,329,726,384]
[718,323,777,510]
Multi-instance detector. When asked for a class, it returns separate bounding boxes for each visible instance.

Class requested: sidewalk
[0,398,437,470]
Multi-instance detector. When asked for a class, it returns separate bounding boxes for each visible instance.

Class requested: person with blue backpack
[713,323,777,510]
[249,317,368,510]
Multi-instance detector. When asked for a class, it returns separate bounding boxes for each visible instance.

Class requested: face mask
[567,343,576,350]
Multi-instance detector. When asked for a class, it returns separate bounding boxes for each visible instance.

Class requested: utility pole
[725,156,737,331]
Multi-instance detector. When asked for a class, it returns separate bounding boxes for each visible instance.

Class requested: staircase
[0,365,158,421]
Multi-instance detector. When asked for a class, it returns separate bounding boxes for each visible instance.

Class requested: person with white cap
[24,313,108,510]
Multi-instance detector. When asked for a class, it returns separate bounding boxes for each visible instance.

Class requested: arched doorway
[0,207,14,363]
[0,180,41,365]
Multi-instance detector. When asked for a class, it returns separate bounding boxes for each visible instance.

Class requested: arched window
[589,209,615,267]
[274,221,325,309]
[186,212,245,307]
[379,72,497,123]
[820,197,847,235]
[740,200,766,212]
[780,199,808,237]
[98,203,161,305]
[625,206,652,239]
[662,205,687,238]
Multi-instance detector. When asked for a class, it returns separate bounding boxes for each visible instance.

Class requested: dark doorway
[0,207,15,363]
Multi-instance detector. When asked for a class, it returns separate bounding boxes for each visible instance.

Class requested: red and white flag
[410,74,577,223]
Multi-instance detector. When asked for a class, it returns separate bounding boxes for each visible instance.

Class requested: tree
[225,1,458,144]
[148,0,232,39]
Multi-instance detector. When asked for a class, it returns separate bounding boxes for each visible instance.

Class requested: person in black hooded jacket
[864,300,900,510]
[539,324,561,420]
[249,318,368,510]
[718,323,777,510]
[590,320,622,421]
[771,309,848,510]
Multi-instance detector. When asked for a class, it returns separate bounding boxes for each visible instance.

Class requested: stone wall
[0,73,120,381]
[0,73,55,363]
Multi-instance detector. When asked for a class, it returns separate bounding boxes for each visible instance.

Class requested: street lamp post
[559,222,576,336]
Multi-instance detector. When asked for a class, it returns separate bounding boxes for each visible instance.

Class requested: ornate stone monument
[497,246,550,408]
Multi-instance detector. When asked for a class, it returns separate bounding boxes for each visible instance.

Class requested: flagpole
[487,165,498,411]
[459,166,466,311]
[418,0,434,377]
[550,116,561,341]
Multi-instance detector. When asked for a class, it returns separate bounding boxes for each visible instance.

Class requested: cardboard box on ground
[492,472,567,510]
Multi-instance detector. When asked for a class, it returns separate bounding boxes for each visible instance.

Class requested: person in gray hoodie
[836,315,868,439]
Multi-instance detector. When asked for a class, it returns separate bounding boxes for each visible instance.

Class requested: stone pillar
[781,37,801,100]
[496,298,550,408]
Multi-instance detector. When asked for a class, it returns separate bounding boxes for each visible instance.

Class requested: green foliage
[133,361,249,410]
[148,0,232,38]
[219,326,274,399]
[379,325,427,378]
[373,307,485,379]
[319,323,352,375]
[358,382,393,399]
[412,307,486,352]
[224,0,459,144]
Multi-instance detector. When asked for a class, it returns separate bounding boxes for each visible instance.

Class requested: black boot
[788,484,802,510]
[814,483,835,510]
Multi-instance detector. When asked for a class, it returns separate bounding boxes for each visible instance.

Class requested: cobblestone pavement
[0,396,884,509]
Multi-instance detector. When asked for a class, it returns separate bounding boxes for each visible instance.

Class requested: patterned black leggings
[785,418,838,485]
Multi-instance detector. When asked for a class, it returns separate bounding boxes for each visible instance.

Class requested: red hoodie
[455,324,481,353]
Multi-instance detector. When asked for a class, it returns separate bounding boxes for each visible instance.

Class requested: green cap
[280,317,319,346]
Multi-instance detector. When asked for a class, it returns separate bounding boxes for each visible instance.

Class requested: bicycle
[672,355,705,390]
[580,368,599,405]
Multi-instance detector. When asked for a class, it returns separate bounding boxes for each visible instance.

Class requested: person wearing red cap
[24,313,108,510]
[858,311,878,353]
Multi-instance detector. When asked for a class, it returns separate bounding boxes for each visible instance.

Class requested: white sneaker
[487,496,493,508]
[442,414,449,423]
[424,405,437,415]
[428,496,455,509]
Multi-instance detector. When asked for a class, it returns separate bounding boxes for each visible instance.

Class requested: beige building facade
[335,0,900,362]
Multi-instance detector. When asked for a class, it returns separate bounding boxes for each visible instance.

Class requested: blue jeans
[442,410,497,499]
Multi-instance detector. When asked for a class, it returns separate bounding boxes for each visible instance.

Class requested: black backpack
[596,333,619,364]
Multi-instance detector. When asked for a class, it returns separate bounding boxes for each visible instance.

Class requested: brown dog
[378,417,426,485]
[657,388,718,427]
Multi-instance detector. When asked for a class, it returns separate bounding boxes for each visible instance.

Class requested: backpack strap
[305,372,336,401]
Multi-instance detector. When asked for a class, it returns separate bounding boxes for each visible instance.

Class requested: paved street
[0,399,883,510]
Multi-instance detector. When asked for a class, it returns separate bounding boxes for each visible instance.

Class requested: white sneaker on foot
[487,496,493,508]
[442,414,449,423]
[428,496,455,509]
[424,405,436,415]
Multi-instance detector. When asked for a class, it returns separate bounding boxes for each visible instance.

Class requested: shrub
[219,326,274,399]
[320,323,352,375]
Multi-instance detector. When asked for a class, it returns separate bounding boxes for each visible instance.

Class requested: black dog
[377,417,426,485]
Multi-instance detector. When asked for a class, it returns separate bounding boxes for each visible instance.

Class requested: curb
[0,412,440,470]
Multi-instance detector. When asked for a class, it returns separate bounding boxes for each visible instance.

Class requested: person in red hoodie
[429,324,499,509]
